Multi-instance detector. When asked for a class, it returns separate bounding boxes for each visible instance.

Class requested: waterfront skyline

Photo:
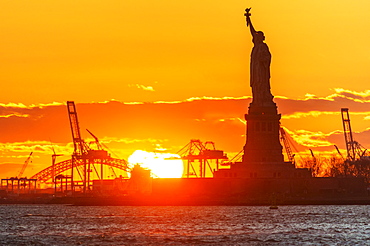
[0,1,369,177]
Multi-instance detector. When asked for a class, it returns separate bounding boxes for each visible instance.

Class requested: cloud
[93,137,168,145]
[1,89,370,177]
[286,129,341,148]
[295,88,370,103]
[275,90,370,118]
[0,103,29,108]
[0,102,64,109]
[332,88,370,102]
[282,111,339,120]
[139,96,251,105]
[184,96,251,102]
[129,84,155,92]
[281,110,370,120]
[0,141,71,156]
[0,113,30,118]
[0,92,368,146]
[218,118,246,125]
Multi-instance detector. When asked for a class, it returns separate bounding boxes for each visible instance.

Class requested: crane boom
[67,101,87,156]
[17,152,33,178]
[86,129,103,150]
[279,127,295,163]
[341,108,356,161]
[86,129,99,143]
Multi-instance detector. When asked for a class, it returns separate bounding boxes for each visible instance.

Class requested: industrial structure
[1,177,37,195]
[279,127,295,164]
[334,108,370,185]
[17,152,33,178]
[341,108,369,161]
[177,139,228,178]
[30,101,130,194]
[0,8,369,205]
[0,152,36,195]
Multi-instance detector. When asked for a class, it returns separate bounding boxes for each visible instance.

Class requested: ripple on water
[0,205,369,245]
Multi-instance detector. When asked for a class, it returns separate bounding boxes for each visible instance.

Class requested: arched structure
[31,157,130,183]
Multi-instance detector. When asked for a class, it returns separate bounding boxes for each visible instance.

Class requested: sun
[128,150,184,178]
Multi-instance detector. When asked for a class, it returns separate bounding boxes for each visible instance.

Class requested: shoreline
[1,195,370,206]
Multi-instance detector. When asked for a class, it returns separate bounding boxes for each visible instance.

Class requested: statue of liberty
[245,8,274,106]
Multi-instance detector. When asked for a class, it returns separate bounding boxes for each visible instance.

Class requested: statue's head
[253,31,265,43]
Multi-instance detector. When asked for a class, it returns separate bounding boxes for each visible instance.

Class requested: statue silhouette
[245,8,274,106]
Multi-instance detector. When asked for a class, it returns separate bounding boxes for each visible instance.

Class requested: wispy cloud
[152,96,251,105]
[0,113,30,118]
[218,118,246,125]
[282,110,370,120]
[90,137,168,145]
[282,111,339,119]
[0,102,63,109]
[185,96,251,102]
[1,89,370,175]
[285,129,342,148]
[92,89,370,108]
[332,88,370,102]
[299,88,370,103]
[0,141,72,156]
[0,103,29,108]
[129,84,155,92]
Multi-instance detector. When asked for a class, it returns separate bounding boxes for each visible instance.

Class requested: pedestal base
[242,102,284,163]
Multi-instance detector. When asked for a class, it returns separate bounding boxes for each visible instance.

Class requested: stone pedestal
[242,102,284,163]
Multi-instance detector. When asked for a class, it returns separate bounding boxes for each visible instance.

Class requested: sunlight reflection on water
[0,205,369,245]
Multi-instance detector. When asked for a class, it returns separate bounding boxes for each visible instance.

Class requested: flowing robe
[250,42,273,105]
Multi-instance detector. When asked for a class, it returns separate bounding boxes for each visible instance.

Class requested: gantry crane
[221,149,244,167]
[177,139,228,178]
[67,101,89,157]
[30,102,129,191]
[86,129,103,150]
[86,128,117,178]
[67,101,123,193]
[67,101,89,192]
[341,108,368,161]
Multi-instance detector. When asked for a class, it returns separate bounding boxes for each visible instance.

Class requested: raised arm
[245,8,257,38]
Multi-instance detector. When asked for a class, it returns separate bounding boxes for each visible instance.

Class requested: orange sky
[1,0,369,104]
[0,1,370,178]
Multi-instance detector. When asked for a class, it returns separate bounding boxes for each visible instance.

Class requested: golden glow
[128,150,184,178]
[0,1,369,104]
[0,1,370,178]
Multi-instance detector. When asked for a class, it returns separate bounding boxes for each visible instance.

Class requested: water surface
[0,205,369,245]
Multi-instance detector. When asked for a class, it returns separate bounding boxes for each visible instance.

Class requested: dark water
[0,205,369,245]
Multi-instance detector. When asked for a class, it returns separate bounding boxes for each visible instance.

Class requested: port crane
[221,149,243,167]
[279,127,295,164]
[1,152,36,195]
[67,101,89,157]
[337,108,370,183]
[51,144,63,184]
[86,128,118,178]
[177,139,228,178]
[67,101,90,192]
[17,152,33,178]
[67,101,130,192]
[341,108,368,161]
[30,102,130,193]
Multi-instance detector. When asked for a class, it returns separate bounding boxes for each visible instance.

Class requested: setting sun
[128,150,184,178]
